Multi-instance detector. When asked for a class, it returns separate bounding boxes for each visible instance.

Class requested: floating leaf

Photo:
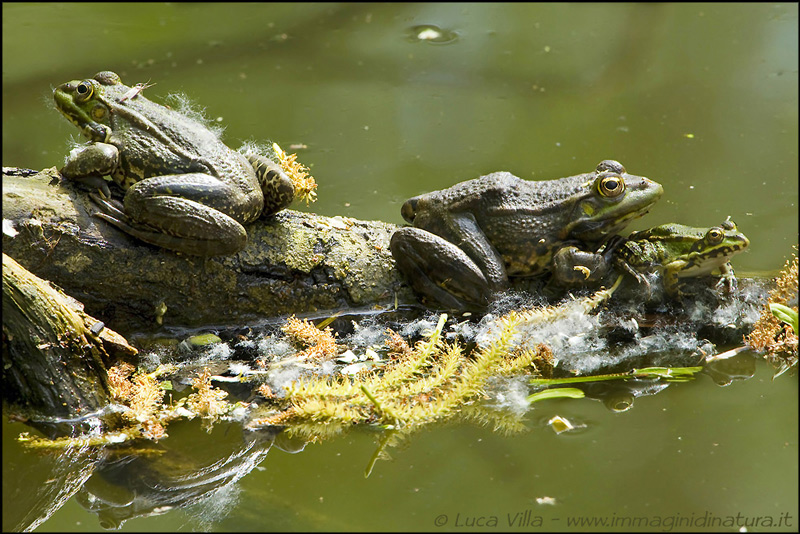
[527,388,585,404]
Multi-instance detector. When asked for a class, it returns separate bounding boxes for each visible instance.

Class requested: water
[2,3,797,531]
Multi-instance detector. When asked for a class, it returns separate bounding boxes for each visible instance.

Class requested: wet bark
[2,252,137,426]
[2,168,417,333]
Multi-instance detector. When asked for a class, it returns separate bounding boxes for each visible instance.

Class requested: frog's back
[441,171,589,214]
[114,94,258,194]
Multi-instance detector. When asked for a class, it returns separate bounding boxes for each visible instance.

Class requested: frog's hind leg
[93,195,247,256]
[246,154,295,216]
[93,173,252,256]
[390,227,493,311]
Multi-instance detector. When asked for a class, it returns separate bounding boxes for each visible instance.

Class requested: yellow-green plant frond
[272,142,318,204]
[290,396,366,424]
[283,421,347,443]
[496,345,552,376]
[287,374,364,399]
[186,368,230,420]
[363,314,448,390]
[389,341,464,397]
[128,371,165,423]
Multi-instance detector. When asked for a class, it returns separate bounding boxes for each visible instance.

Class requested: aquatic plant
[244,286,621,442]
[746,251,798,376]
[272,142,317,204]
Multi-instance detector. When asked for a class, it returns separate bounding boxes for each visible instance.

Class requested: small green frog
[611,217,750,296]
[54,71,294,256]
[390,160,663,310]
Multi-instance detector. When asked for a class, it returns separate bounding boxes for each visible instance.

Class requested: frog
[608,217,750,297]
[389,160,664,310]
[53,71,295,256]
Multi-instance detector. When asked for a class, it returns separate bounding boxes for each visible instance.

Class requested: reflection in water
[75,428,280,529]
[703,353,757,386]
[6,444,103,532]
[579,380,672,413]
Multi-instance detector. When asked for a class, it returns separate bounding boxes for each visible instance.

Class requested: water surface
[2,3,797,532]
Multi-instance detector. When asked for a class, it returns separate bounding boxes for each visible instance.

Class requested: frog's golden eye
[76,81,94,102]
[597,174,626,198]
[91,104,108,121]
[706,227,724,244]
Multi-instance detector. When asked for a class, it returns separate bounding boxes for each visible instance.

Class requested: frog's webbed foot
[390,227,494,311]
[67,174,112,199]
[60,142,119,199]
[247,154,295,216]
[611,258,653,296]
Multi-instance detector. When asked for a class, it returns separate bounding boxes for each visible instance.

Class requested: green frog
[390,160,664,310]
[54,71,295,256]
[610,217,750,297]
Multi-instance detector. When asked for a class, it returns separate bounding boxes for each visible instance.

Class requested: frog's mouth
[54,86,110,143]
[570,204,652,244]
[54,105,110,143]
[571,177,663,242]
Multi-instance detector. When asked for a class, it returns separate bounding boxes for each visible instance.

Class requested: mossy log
[2,168,417,332]
[2,252,137,426]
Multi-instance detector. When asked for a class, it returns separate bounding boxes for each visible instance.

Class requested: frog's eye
[91,104,108,121]
[76,81,94,102]
[597,173,626,198]
[706,228,724,244]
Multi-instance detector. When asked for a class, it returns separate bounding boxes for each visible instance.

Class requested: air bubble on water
[407,24,459,44]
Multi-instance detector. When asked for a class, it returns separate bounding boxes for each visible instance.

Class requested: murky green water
[3,3,797,532]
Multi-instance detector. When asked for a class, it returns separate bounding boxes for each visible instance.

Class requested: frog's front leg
[715,262,737,293]
[551,245,613,287]
[94,173,257,256]
[60,142,119,198]
[390,222,506,311]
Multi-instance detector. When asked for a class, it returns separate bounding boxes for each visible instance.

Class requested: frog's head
[568,160,663,242]
[400,195,421,224]
[53,71,125,143]
[686,217,750,272]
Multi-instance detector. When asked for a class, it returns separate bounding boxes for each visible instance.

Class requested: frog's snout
[401,197,419,224]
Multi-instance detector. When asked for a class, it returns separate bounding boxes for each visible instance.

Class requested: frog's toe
[715,275,737,293]
[89,192,126,220]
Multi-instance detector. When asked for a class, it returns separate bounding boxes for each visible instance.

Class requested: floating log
[2,168,417,332]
